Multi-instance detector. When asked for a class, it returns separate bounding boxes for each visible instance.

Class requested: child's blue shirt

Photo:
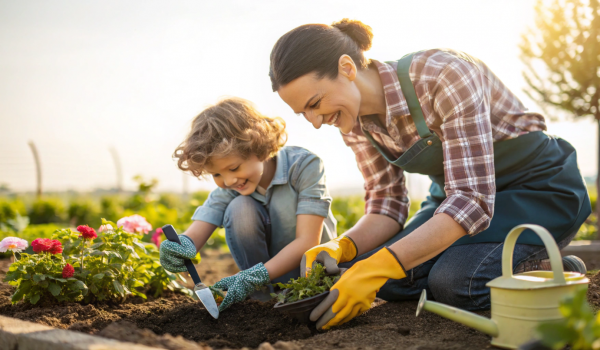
[191,146,337,248]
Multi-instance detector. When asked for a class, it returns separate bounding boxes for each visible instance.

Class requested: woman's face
[204,154,264,196]
[277,57,361,134]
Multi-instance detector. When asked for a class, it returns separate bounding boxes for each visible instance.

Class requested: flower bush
[4,217,191,305]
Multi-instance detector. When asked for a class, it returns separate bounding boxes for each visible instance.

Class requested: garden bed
[1,254,599,350]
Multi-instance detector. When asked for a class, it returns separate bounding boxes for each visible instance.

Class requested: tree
[520,0,600,229]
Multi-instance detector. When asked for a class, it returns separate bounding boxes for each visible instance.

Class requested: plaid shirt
[342,49,546,236]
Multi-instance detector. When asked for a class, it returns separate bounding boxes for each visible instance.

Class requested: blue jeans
[223,196,299,284]
[339,219,577,311]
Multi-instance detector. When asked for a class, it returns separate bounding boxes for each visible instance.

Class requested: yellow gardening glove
[301,235,357,277]
[309,247,407,330]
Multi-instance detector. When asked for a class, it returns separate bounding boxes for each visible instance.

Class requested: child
[160,97,337,311]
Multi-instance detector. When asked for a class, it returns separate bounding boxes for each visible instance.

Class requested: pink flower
[151,227,163,246]
[116,215,153,234]
[77,225,98,240]
[98,224,113,233]
[62,263,74,278]
[0,237,28,253]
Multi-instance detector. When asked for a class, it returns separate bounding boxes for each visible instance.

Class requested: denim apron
[362,53,591,246]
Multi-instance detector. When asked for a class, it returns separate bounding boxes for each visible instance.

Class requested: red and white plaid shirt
[342,49,546,236]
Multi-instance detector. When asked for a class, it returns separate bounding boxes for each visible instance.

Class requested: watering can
[416,224,589,349]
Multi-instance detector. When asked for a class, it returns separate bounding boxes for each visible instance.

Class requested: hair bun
[331,19,373,51]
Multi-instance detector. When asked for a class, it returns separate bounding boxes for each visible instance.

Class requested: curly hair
[174,97,287,177]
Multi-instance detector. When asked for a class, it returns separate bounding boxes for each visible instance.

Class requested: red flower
[77,225,98,240]
[31,238,63,254]
[62,263,74,278]
[31,238,54,253]
[49,240,63,254]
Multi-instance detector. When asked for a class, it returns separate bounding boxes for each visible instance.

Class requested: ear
[338,55,357,81]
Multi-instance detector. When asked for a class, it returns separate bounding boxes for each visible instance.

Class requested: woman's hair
[174,97,287,177]
[269,18,373,91]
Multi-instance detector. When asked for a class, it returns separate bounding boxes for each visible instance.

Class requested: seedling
[271,264,339,304]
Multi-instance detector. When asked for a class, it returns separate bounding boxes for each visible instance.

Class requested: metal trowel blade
[195,284,219,319]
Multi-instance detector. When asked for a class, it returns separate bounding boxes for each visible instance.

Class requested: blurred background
[0,0,597,246]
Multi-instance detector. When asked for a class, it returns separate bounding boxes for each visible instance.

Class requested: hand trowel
[162,224,219,319]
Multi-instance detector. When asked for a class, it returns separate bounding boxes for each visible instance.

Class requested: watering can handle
[502,224,566,285]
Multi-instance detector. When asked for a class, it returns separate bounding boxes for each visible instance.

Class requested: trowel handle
[162,224,202,286]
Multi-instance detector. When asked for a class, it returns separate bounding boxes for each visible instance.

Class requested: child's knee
[223,196,265,234]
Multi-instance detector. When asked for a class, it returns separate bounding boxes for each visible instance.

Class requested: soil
[1,251,599,350]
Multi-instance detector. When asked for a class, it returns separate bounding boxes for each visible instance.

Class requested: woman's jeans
[223,196,299,285]
[339,221,578,311]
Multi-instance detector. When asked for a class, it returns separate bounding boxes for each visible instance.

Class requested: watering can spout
[416,290,499,337]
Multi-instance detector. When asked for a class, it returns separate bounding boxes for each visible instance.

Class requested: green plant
[537,288,600,349]
[271,264,340,304]
[4,218,191,304]
[0,198,26,225]
[28,198,66,224]
[4,239,87,304]
[68,199,101,228]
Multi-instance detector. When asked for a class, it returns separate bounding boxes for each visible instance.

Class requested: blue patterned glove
[212,263,270,312]
[159,235,197,273]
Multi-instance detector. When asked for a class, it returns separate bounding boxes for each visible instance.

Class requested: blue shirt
[192,146,337,247]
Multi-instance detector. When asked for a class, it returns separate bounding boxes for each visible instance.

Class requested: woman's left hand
[309,247,406,330]
[212,263,270,311]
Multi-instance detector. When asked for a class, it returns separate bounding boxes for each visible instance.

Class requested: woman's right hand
[159,235,198,273]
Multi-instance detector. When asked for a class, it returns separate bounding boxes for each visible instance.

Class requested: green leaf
[107,251,122,260]
[33,274,46,282]
[90,242,105,249]
[93,273,105,281]
[90,250,107,256]
[69,280,86,291]
[113,280,125,296]
[48,283,61,296]
[29,293,41,304]
[132,241,147,253]
[11,288,26,303]
[90,284,99,294]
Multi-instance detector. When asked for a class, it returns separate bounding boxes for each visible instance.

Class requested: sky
[0,0,597,198]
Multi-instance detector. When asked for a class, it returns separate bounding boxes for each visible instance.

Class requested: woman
[269,19,591,330]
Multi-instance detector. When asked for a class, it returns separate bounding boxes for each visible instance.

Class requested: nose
[304,110,323,129]
[223,175,238,187]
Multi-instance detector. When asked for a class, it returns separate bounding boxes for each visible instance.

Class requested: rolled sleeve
[342,129,410,226]
[190,187,238,227]
[432,55,495,235]
[293,155,332,218]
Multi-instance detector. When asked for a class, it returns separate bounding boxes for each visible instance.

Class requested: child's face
[204,154,264,196]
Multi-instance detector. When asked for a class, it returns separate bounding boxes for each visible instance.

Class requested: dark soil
[1,252,599,350]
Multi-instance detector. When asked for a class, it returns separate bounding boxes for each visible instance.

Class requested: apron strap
[395,54,432,139]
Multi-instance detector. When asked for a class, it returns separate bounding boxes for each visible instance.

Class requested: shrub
[4,218,191,304]
[0,198,26,225]
[68,198,101,228]
[28,198,66,224]
[99,195,125,223]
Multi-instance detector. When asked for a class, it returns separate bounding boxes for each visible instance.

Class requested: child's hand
[212,263,270,311]
[159,235,198,273]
